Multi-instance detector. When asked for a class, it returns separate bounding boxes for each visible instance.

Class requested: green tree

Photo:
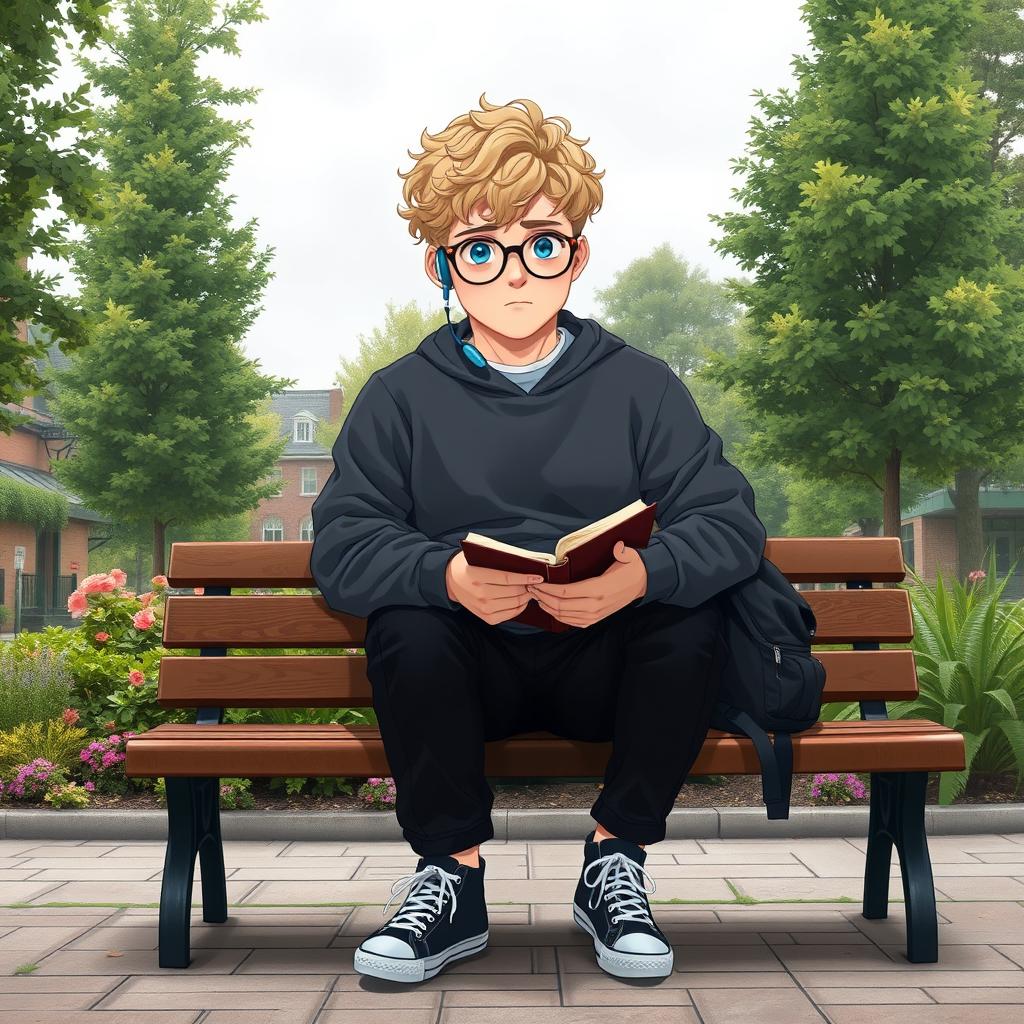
[706,0,1024,579]
[0,1,110,434]
[316,300,448,451]
[592,243,741,376]
[48,0,292,575]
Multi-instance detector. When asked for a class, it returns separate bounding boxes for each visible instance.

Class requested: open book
[460,499,658,633]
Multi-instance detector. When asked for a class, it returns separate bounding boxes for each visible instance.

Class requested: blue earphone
[435,248,488,368]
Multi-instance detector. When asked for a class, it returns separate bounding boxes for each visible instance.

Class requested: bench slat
[124,720,965,777]
[166,537,906,587]
[156,648,920,707]
[161,589,913,648]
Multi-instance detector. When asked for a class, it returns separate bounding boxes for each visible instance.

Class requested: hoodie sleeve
[309,373,461,617]
[634,368,766,608]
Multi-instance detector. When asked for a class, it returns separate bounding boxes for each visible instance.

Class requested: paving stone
[690,986,827,1022]
[0,1014,198,1023]
[793,969,1024,987]
[440,989,561,1007]
[120,974,335,993]
[0,992,97,1010]
[25,879,258,905]
[442,1007,700,1022]
[731,875,911,901]
[826,1007,1024,1022]
[561,973,694,1005]
[806,986,933,1003]
[2,845,116,858]
[30,947,249,975]
[0,974,121,992]
[64,924,340,951]
[0,924,97,952]
[94,988,326,1013]
[934,877,1024,900]
[926,987,1024,1002]
[533,862,815,879]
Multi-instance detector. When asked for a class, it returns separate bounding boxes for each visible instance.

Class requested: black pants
[363,595,729,856]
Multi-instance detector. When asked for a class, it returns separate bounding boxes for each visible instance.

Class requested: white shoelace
[584,852,657,926]
[381,864,463,937]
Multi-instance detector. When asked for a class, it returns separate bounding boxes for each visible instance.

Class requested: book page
[553,499,650,562]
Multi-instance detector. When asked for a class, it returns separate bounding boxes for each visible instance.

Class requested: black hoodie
[309,307,766,631]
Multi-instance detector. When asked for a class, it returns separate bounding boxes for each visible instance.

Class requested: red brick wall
[0,422,52,469]
[250,458,333,540]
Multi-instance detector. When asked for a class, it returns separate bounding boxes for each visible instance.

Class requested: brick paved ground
[1,833,1023,1022]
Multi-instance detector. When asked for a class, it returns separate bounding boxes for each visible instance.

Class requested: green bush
[826,547,1024,804]
[0,719,89,776]
[0,642,75,731]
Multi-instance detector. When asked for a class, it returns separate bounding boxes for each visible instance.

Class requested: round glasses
[442,231,580,285]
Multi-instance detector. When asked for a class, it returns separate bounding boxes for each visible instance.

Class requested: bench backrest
[154,537,916,718]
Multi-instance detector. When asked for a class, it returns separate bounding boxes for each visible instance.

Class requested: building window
[301,467,317,495]
[294,418,313,442]
[262,517,283,541]
[900,523,914,571]
[269,467,283,497]
[300,516,313,541]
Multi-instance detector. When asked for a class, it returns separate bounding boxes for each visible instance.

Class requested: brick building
[253,389,343,542]
[0,321,111,629]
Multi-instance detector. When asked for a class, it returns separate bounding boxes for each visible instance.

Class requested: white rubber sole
[353,929,489,983]
[573,902,673,978]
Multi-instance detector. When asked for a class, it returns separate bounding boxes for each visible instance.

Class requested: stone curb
[2,803,1023,842]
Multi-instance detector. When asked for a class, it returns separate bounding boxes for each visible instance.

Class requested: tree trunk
[153,520,167,578]
[134,542,143,594]
[949,467,987,585]
[882,448,902,590]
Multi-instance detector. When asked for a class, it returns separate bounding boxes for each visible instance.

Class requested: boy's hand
[445,550,547,625]
[527,541,647,628]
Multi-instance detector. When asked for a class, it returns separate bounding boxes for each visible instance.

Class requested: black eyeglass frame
[441,231,581,285]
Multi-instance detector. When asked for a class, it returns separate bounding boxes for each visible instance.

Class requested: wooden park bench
[124,535,966,969]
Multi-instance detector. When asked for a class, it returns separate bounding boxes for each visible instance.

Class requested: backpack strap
[716,703,794,819]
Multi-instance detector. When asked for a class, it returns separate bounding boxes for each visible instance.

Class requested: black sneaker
[572,828,673,978]
[353,853,489,983]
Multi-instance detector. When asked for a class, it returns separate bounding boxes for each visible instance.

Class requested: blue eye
[468,241,493,265]
[532,235,557,259]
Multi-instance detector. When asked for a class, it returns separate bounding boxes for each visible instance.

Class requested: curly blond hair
[396,94,605,249]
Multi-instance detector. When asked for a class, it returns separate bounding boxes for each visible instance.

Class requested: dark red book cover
[459,500,658,633]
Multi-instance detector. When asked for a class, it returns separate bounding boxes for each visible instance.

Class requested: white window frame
[301,467,317,495]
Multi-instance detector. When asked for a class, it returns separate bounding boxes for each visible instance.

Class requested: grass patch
[13,963,39,975]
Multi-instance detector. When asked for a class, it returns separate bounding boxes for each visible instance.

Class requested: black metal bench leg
[159,778,198,968]
[862,770,938,964]
[158,777,229,967]
[194,777,228,923]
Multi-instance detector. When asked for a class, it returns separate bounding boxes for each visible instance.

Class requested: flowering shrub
[219,778,255,810]
[809,772,867,805]
[1,760,68,802]
[44,782,91,809]
[358,776,396,810]
[40,571,185,734]
[79,732,136,795]
[0,719,88,777]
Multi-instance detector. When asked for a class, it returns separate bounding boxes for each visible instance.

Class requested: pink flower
[109,569,128,588]
[968,569,987,584]
[151,575,169,588]
[132,608,156,630]
[128,669,145,687]
[81,572,117,594]
[193,587,204,595]
[68,590,89,618]
[62,707,80,726]
[94,631,110,643]
[84,781,95,791]
[139,591,155,607]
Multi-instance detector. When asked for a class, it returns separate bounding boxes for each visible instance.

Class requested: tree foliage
[0,1,110,433]
[47,0,292,573]
[706,0,1024,538]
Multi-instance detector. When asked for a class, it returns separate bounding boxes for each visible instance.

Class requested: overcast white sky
[36,0,812,389]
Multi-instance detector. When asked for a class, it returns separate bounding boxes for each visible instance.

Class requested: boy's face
[426,192,589,338]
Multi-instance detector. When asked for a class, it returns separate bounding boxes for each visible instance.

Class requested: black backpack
[708,556,828,819]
